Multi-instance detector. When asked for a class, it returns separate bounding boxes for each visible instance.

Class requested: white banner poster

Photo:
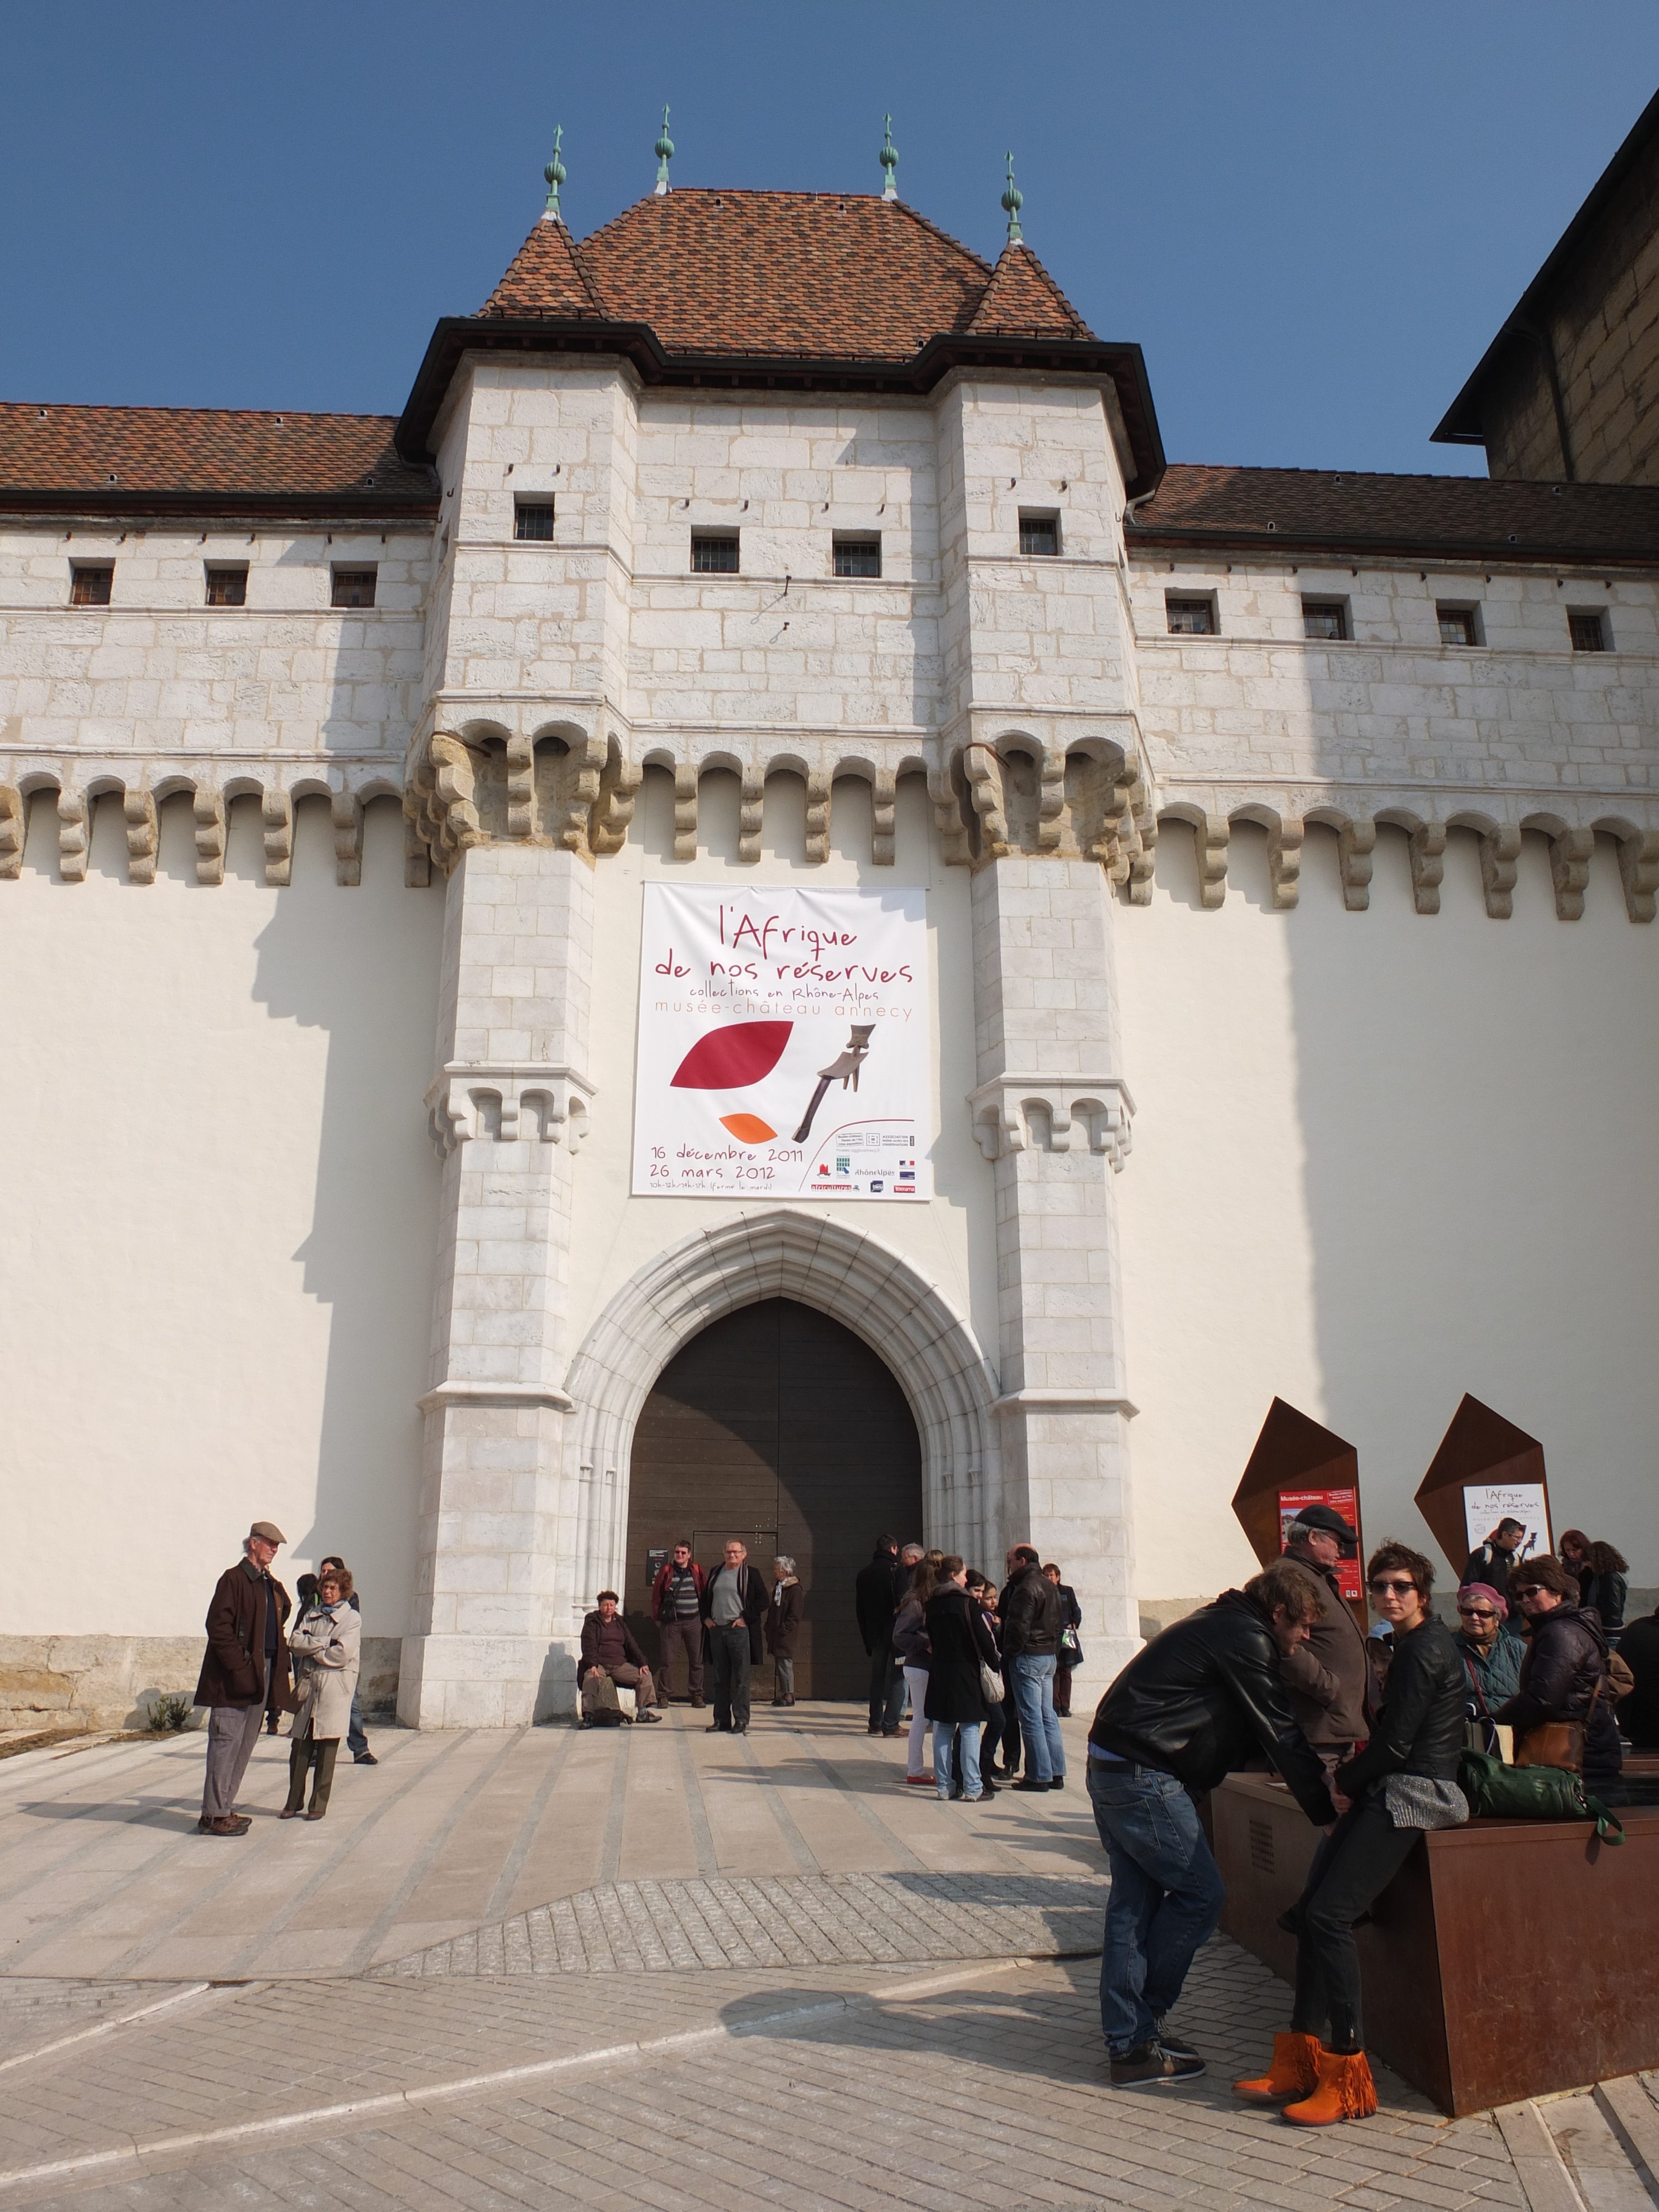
[634,884,931,1201]
[1462,1482,1551,1564]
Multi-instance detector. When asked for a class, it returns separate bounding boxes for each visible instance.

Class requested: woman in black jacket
[1497,1554,1622,1788]
[1235,1541,1466,2128]
[922,1557,1000,1802]
[1584,1541,1629,1647]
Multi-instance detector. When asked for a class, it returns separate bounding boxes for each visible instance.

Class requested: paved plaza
[0,1707,1653,2211]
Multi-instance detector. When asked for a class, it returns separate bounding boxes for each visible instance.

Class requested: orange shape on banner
[719,1113,776,1145]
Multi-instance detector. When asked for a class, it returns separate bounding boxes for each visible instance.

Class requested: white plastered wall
[1,791,444,1641]
[1117,814,1659,1613]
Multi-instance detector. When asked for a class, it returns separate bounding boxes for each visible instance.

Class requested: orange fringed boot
[1281,2047,1378,2126]
[1232,2031,1321,2104]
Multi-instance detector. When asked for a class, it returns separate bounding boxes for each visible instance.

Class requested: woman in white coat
[281,1564,361,1820]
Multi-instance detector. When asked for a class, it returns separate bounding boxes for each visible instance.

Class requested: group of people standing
[195,1522,372,1837]
[855,1536,1083,1801]
[578,1539,804,1732]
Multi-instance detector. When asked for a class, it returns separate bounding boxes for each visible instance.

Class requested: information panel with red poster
[1277,1487,1363,1603]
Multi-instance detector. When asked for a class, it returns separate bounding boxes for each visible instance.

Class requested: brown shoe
[201,1814,251,1837]
[279,1807,303,1819]
[305,1808,326,1820]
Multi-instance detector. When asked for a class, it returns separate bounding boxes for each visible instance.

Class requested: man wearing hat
[1275,1506,1370,1767]
[194,1521,295,1836]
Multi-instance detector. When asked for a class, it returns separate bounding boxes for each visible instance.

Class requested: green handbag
[1457,1750,1625,1843]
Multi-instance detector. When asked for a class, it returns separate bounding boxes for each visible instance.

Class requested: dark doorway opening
[624,1297,923,1699]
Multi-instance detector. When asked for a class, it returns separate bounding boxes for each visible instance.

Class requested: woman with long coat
[766,1554,804,1706]
[893,1550,943,1786]
[282,1565,361,1820]
[923,1556,1001,1803]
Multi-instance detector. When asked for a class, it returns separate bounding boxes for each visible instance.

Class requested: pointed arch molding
[561,1209,1002,1613]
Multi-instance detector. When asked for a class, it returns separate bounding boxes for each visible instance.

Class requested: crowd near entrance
[623,1297,924,1698]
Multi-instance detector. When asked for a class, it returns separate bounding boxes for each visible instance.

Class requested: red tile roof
[0,402,437,517]
[1130,462,1659,563]
[966,244,1091,340]
[478,191,1025,359]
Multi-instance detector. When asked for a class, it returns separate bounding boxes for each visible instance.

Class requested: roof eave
[1126,519,1659,568]
[0,487,439,525]
[396,319,1166,497]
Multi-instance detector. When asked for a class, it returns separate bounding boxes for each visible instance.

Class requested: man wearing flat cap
[1275,1505,1370,1767]
[194,1521,295,1836]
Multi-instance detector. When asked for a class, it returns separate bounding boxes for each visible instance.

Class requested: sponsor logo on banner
[634,885,932,1199]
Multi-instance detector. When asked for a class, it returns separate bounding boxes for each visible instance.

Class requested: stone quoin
[4,117,1659,1730]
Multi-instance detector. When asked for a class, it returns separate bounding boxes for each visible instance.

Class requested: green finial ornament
[1001,150,1024,244]
[880,114,899,202]
[654,105,674,196]
[544,126,566,225]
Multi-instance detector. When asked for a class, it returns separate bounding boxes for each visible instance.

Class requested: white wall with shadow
[1114,816,1659,1603]
[1,792,445,1639]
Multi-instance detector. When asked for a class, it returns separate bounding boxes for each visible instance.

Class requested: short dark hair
[320,1555,344,1573]
[1508,1554,1577,1601]
[1042,1562,1060,1576]
[596,1589,619,1604]
[1246,1560,1327,1624]
[1011,1545,1040,1567]
[1366,1540,1434,1597]
[673,1539,691,1550]
[937,1554,964,1579]
[875,1533,897,1551]
[1495,1518,1526,1541]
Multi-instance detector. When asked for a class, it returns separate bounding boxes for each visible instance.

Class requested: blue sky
[3,4,1656,477]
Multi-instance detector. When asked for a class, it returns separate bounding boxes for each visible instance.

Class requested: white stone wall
[0,795,444,1642]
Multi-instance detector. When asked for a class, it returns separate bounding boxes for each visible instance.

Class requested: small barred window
[515,502,556,541]
[1166,596,1217,636]
[70,564,113,607]
[331,567,377,608]
[691,534,739,575]
[834,536,881,578]
[205,566,248,607]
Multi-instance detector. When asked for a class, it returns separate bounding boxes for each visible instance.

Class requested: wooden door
[624,1298,923,1698]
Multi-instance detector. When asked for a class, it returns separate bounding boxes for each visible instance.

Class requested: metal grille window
[514,502,556,540]
[70,564,113,607]
[1569,611,1608,653]
[1166,595,1216,636]
[691,533,739,575]
[834,536,881,578]
[331,567,377,609]
[1437,604,1478,646]
[205,566,248,607]
[1301,599,1348,641]
[1018,513,1060,556]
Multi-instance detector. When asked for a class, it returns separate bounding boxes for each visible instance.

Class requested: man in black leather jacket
[1235,1539,1467,2126]
[1086,1562,1335,2088]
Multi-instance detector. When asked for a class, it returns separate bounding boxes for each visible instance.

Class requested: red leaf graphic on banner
[670,1021,792,1090]
[720,1114,776,1145]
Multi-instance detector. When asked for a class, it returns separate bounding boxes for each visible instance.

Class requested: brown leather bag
[1515,1674,1600,1774]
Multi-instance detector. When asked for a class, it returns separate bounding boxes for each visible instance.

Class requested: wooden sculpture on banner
[1231,1397,1365,1630]
[1414,1394,1551,1581]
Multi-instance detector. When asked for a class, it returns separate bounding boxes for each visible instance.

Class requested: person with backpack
[1002,1545,1066,1792]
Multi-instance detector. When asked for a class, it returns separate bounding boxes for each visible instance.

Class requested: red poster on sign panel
[1277,1488,1363,1600]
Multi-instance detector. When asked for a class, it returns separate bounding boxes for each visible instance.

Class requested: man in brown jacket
[1275,1505,1370,1764]
[195,1521,295,1835]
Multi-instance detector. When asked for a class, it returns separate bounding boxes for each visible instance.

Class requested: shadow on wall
[1286,820,1659,1569]
[241,792,445,1638]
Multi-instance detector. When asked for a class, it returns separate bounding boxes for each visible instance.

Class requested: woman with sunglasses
[1235,1541,1465,2126]
[1452,1582,1524,1752]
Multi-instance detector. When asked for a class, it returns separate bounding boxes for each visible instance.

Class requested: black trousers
[867,1644,905,1731]
[999,1683,1021,1772]
[1289,1799,1418,2052]
[711,1624,752,1730]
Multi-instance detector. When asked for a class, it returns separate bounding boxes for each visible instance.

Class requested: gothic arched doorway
[623,1297,924,1699]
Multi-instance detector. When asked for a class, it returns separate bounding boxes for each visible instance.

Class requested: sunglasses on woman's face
[1368,1577,1418,1595]
[1457,1606,1498,1620]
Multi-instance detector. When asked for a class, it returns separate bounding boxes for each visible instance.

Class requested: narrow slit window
[1568,611,1608,653]
[1018,512,1060,556]
[331,567,377,608]
[70,564,113,606]
[691,533,739,575]
[834,535,881,578]
[1437,604,1479,646]
[1166,594,1217,636]
[514,501,556,541]
[205,566,248,607]
[1301,599,1348,641]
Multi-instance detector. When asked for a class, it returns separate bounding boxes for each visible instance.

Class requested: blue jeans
[346,1687,368,1761]
[932,1720,983,1799]
[1010,1654,1065,1782]
[1086,1759,1226,2057]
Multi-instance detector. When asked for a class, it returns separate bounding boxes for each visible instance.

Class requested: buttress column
[969,855,1141,1689]
[399,842,594,1727]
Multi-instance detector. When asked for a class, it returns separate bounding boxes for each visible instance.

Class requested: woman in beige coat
[281,1565,361,1820]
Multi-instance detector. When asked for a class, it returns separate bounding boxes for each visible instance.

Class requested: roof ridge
[1,400,400,426]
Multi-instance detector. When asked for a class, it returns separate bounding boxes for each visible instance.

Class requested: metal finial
[543,126,566,224]
[1001,150,1024,244]
[654,105,675,195]
[880,113,899,202]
